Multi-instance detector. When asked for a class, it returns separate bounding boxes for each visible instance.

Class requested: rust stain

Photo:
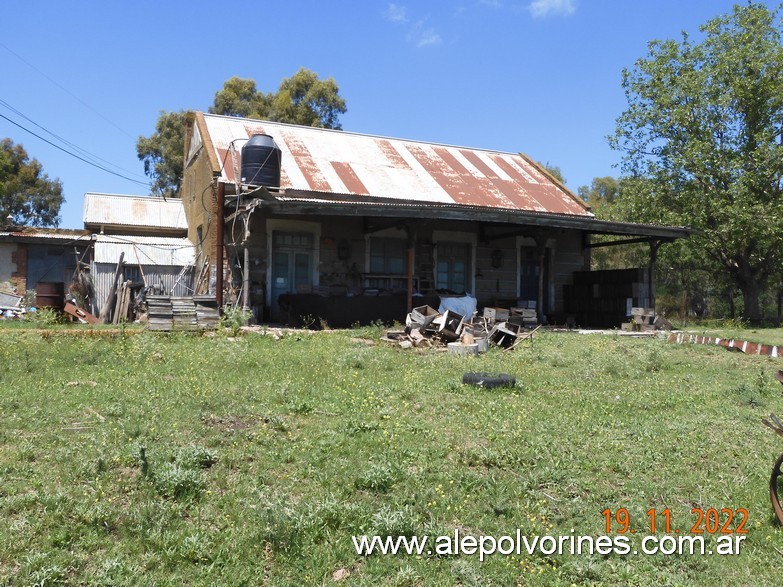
[331,162,369,195]
[376,139,412,170]
[459,149,499,179]
[486,156,547,211]
[492,154,587,215]
[406,145,472,205]
[281,131,331,192]
[431,146,516,208]
[131,199,147,219]
[217,148,236,183]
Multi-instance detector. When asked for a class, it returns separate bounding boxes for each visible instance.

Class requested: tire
[462,372,516,389]
[770,452,783,525]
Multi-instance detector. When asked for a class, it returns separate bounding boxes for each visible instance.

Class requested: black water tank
[241,134,281,188]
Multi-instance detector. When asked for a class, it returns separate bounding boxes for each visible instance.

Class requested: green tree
[270,68,346,129]
[210,77,272,119]
[577,176,620,214]
[538,162,565,184]
[0,138,63,227]
[136,111,188,198]
[138,69,347,196]
[610,3,783,322]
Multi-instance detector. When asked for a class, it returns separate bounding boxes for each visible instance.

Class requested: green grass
[1,325,783,585]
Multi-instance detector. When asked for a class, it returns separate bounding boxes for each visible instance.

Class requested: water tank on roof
[241,134,281,188]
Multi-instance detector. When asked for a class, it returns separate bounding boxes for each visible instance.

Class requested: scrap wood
[763,413,783,439]
[64,301,100,324]
[503,325,542,352]
[99,252,125,323]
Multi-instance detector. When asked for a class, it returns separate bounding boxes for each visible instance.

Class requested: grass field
[1,324,783,585]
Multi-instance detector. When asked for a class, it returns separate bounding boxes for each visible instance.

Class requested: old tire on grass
[462,373,516,389]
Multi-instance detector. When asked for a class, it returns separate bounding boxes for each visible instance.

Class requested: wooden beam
[585,236,671,249]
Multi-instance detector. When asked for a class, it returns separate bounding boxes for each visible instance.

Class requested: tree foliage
[0,138,63,227]
[610,2,783,321]
[577,176,620,215]
[539,162,565,184]
[136,111,187,198]
[271,68,346,129]
[210,77,272,119]
[138,68,347,197]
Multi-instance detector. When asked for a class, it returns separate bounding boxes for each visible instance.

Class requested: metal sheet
[93,235,195,266]
[83,193,188,230]
[200,113,591,216]
[92,263,193,315]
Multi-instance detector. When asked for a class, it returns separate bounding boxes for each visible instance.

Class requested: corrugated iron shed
[83,193,188,231]
[93,235,195,267]
[192,112,591,217]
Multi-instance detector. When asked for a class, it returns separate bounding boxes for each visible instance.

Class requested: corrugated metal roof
[93,235,195,266]
[197,113,592,217]
[0,228,89,242]
[83,193,188,230]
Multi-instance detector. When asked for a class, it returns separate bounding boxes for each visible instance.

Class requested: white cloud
[385,5,442,49]
[528,0,576,18]
[416,28,443,47]
[385,3,408,23]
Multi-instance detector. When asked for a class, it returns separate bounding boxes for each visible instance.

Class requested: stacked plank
[193,296,220,329]
[171,297,198,330]
[146,295,221,331]
[146,295,174,331]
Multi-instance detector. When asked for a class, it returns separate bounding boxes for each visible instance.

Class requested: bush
[153,463,206,500]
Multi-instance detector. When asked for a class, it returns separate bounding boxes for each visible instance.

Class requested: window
[273,232,314,249]
[369,238,406,275]
[196,225,204,257]
[124,265,143,283]
[436,241,470,293]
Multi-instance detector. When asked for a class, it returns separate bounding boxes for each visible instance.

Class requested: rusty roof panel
[83,193,188,230]
[199,112,591,217]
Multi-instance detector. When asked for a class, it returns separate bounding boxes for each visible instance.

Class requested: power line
[0,112,150,187]
[0,99,148,181]
[0,41,136,140]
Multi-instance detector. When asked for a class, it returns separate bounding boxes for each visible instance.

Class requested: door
[519,246,548,311]
[271,232,313,316]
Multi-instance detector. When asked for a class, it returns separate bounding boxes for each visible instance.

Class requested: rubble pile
[383,304,539,353]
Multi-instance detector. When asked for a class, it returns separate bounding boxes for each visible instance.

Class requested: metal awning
[229,187,691,241]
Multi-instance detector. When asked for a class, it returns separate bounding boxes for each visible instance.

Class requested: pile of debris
[620,307,673,332]
[0,291,25,319]
[383,304,539,353]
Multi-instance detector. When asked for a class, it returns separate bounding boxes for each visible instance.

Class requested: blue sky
[1,1,773,229]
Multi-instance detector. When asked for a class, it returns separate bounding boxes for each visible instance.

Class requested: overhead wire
[0,112,149,187]
[0,41,136,140]
[0,98,148,181]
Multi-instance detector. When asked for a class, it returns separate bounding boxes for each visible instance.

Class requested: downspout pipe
[216,181,225,307]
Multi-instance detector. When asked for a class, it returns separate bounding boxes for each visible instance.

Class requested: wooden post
[216,182,225,308]
[405,224,418,314]
[534,233,548,324]
[243,245,251,322]
[99,251,124,324]
[648,239,661,314]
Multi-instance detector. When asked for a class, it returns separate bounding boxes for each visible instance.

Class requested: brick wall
[10,243,27,292]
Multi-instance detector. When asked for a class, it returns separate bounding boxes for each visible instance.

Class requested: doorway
[270,232,313,316]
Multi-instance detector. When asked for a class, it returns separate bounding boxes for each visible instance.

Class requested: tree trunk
[739,279,763,324]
